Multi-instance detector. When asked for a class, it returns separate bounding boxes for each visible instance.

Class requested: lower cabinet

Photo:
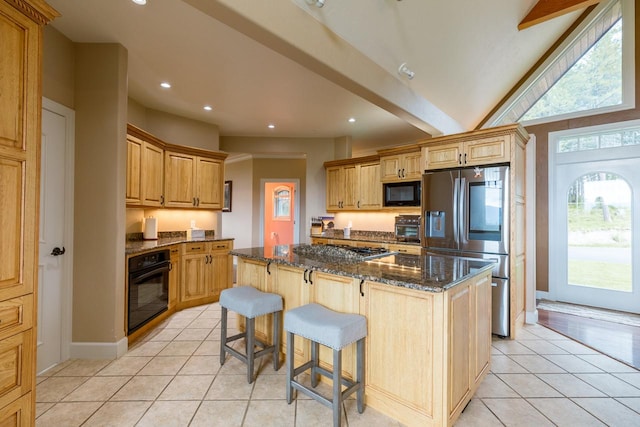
[0,331,33,413]
[0,392,32,427]
[236,257,491,427]
[178,241,233,310]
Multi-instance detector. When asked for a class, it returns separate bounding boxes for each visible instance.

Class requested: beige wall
[73,43,128,343]
[42,26,75,108]
[223,157,254,249]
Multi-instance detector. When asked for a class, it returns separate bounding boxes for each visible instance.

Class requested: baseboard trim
[70,337,129,359]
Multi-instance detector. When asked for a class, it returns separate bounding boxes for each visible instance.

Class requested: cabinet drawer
[0,330,32,410]
[0,296,33,342]
[388,244,421,255]
[184,243,207,254]
[0,391,32,427]
[209,241,231,252]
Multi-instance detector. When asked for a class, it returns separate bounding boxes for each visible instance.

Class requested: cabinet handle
[458,154,462,165]
[401,168,405,178]
[169,261,173,271]
[464,153,467,164]
[267,262,271,275]
[303,269,308,283]
[197,197,200,206]
[357,201,360,208]
[308,270,313,285]
[160,195,165,206]
[192,246,202,250]
[193,197,197,206]
[359,279,365,297]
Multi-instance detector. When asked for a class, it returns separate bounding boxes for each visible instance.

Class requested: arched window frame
[273,186,291,220]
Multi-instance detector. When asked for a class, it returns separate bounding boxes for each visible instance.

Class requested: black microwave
[383,181,421,207]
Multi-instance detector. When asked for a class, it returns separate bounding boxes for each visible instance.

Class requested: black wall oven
[128,249,170,334]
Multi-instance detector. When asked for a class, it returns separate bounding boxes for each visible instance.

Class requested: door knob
[51,247,66,256]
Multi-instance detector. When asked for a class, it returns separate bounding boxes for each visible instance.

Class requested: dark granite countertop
[126,237,234,255]
[230,244,494,293]
[309,230,421,247]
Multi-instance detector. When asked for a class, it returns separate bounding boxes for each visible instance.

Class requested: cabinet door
[208,241,232,300]
[311,272,359,380]
[168,247,181,310]
[448,283,472,416]
[423,142,462,170]
[141,142,164,207]
[472,273,491,383]
[464,136,509,166]
[0,331,33,411]
[274,265,310,359]
[0,391,31,427]
[342,164,359,210]
[380,155,402,182]
[196,157,223,209]
[125,135,142,204]
[236,258,273,343]
[362,282,438,422]
[358,162,381,209]
[164,151,196,207]
[325,166,343,211]
[180,254,208,302]
[403,151,423,180]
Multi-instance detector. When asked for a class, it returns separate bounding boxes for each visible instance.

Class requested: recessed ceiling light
[131,0,146,5]
[348,117,356,123]
[160,82,171,89]
[268,124,275,129]
[203,105,212,111]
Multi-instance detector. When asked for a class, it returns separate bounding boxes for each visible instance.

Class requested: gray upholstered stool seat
[219,286,283,383]
[285,303,367,427]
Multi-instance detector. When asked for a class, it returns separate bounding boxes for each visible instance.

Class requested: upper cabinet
[126,124,227,210]
[421,124,527,170]
[126,128,164,207]
[325,156,381,212]
[164,151,224,209]
[379,147,422,182]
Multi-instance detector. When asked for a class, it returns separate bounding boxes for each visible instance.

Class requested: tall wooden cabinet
[324,155,381,211]
[125,128,164,207]
[378,145,422,182]
[164,150,225,209]
[0,0,58,424]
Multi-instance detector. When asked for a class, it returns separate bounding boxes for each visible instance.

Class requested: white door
[38,102,73,373]
[552,158,640,313]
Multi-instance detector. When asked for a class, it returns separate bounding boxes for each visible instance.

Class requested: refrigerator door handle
[459,177,467,244]
[453,177,459,245]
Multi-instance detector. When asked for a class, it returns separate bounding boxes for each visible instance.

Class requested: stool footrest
[291,380,332,408]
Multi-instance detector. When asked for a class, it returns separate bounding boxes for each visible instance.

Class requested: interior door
[37,106,67,373]
[553,158,639,313]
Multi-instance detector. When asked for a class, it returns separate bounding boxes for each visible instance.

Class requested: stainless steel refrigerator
[421,165,510,337]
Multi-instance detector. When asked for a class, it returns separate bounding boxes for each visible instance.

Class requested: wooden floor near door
[538,308,640,370]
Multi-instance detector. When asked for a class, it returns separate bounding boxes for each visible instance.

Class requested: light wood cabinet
[126,131,164,207]
[388,243,421,255]
[325,156,381,211]
[178,241,232,309]
[168,246,181,310]
[422,131,511,170]
[164,151,224,209]
[380,150,422,182]
[236,256,492,427]
[0,0,58,422]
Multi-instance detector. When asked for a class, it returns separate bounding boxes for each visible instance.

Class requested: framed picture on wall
[223,180,232,212]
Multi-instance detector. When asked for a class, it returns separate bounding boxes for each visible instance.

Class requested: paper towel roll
[143,217,158,240]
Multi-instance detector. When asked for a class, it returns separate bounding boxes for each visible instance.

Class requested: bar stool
[284,303,367,427]
[219,286,283,383]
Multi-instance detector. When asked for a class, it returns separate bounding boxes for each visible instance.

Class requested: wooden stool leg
[333,348,342,427]
[247,317,255,383]
[357,338,365,413]
[286,331,294,404]
[311,340,319,388]
[273,311,281,371]
[220,306,227,366]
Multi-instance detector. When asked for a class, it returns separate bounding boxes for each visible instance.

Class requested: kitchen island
[231,244,494,427]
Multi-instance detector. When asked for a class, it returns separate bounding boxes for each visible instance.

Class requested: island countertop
[230,244,494,292]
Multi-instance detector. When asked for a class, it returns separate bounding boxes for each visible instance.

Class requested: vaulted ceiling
[46,0,588,154]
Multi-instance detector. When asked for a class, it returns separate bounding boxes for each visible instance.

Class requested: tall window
[487,0,633,127]
[273,187,291,220]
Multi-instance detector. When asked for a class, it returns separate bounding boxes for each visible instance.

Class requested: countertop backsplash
[126,230,215,242]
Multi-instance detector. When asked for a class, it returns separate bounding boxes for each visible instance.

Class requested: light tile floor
[36,303,640,426]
